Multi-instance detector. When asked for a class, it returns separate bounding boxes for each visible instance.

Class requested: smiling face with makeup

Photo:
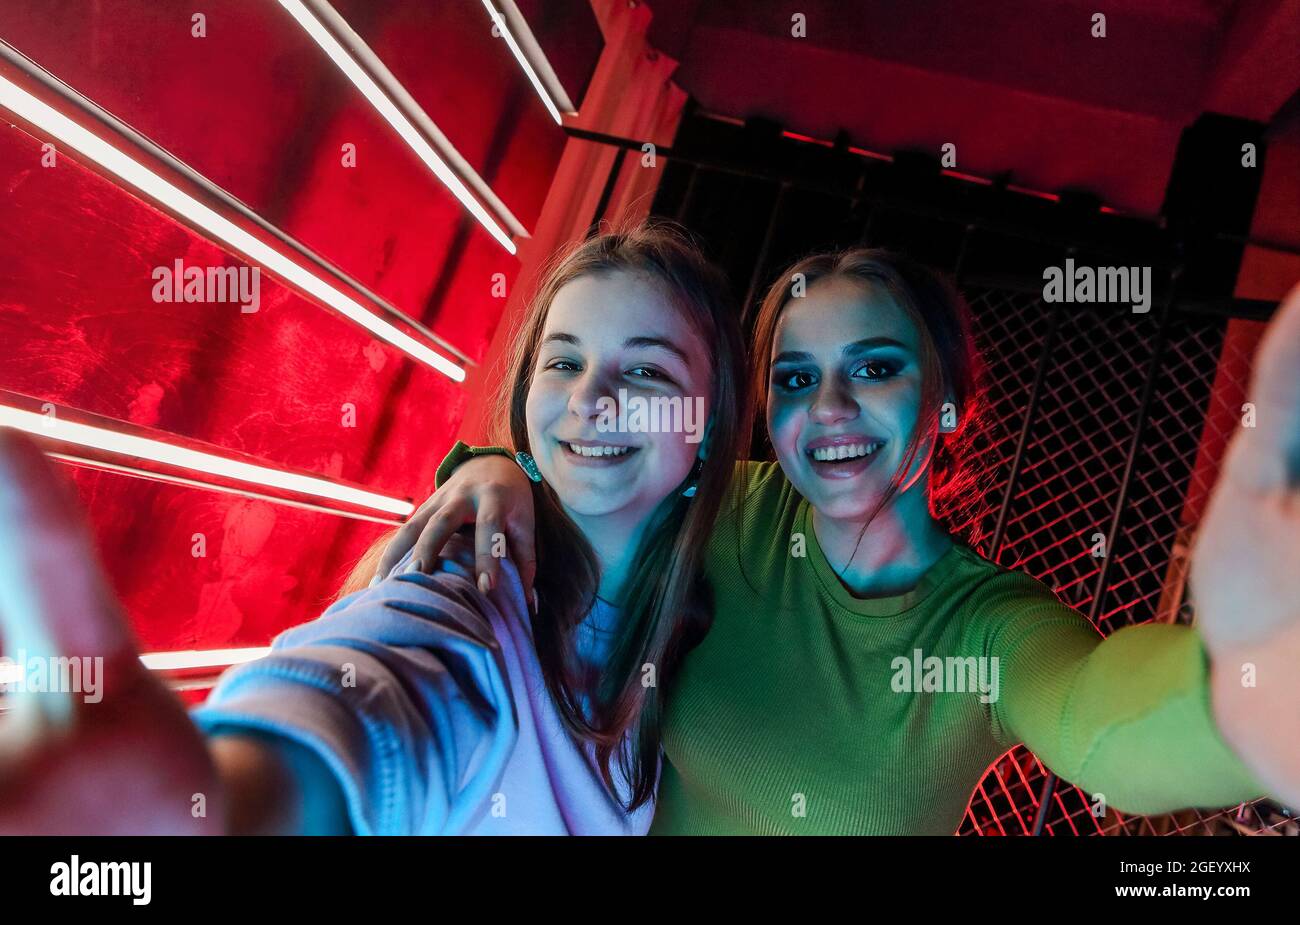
[525,269,711,536]
[767,275,935,524]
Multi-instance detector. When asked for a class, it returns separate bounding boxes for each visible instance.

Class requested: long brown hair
[748,247,988,548]
[344,222,748,810]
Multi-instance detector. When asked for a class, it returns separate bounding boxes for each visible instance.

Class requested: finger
[474,495,507,595]
[375,498,439,580]
[0,431,137,740]
[503,509,538,605]
[410,505,473,576]
[0,429,134,663]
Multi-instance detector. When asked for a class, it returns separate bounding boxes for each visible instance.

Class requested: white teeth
[567,443,631,458]
[810,441,882,462]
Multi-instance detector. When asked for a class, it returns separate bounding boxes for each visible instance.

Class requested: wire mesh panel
[935,287,1051,553]
[954,288,1295,836]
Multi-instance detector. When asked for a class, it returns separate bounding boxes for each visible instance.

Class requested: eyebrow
[541,332,692,367]
[772,336,909,365]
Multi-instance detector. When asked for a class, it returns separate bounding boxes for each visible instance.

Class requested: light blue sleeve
[190,547,518,835]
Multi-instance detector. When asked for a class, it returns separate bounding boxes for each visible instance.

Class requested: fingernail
[368,574,381,588]
[405,558,424,575]
[478,572,493,594]
[531,588,539,613]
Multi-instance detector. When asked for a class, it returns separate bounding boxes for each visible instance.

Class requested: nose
[808,376,860,426]
[567,367,614,423]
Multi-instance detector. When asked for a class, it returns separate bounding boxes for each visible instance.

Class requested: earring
[681,457,704,497]
[515,451,543,483]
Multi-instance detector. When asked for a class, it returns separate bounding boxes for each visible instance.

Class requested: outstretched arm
[191,542,522,836]
[207,731,350,835]
[0,430,517,835]
[986,592,1267,816]
[990,281,1300,814]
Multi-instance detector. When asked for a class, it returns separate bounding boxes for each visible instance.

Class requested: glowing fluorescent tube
[0,406,415,518]
[139,648,272,672]
[481,0,565,125]
[279,0,518,254]
[0,648,269,688]
[0,73,465,383]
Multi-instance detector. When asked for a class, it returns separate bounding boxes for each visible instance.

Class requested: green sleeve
[987,586,1267,815]
[433,442,513,489]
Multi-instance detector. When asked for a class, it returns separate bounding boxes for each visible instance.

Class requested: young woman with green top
[381,249,1300,834]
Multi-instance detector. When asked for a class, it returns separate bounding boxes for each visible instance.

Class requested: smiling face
[767,275,936,522]
[525,269,711,531]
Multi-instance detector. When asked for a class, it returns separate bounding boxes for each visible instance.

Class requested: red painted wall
[0,1,577,650]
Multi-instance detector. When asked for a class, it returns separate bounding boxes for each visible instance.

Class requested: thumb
[0,429,136,666]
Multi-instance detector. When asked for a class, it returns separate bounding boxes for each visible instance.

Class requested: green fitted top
[649,461,1265,835]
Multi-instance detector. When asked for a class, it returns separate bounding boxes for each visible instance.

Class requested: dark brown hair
[748,247,988,546]
[344,221,748,810]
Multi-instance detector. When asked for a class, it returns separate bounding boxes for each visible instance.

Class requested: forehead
[544,270,696,345]
[773,275,919,354]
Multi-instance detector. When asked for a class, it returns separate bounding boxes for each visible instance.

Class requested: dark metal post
[989,301,1062,560]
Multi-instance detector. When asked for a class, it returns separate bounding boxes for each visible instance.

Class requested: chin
[791,471,885,519]
[561,495,632,518]
[550,478,638,517]
[811,492,884,523]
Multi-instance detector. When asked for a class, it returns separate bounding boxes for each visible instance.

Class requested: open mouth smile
[803,437,886,479]
[558,439,639,464]
[806,440,884,462]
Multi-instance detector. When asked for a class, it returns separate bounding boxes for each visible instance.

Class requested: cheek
[766,396,804,453]
[641,387,710,481]
[645,428,698,484]
[880,379,924,437]
[524,380,562,445]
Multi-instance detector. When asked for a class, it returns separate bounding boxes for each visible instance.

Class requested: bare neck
[566,508,651,604]
[810,484,953,598]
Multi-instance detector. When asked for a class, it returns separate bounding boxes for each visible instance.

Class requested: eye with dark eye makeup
[773,369,816,392]
[852,358,902,381]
